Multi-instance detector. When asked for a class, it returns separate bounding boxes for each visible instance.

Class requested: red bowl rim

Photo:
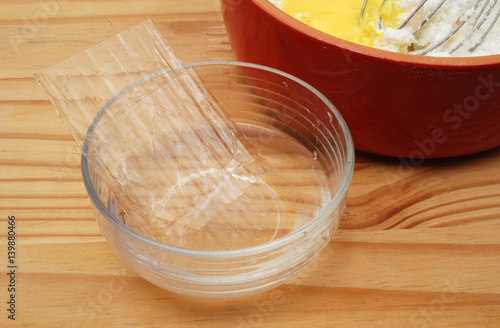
[253,0,500,69]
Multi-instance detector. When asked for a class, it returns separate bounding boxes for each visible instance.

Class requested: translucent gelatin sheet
[35,20,279,248]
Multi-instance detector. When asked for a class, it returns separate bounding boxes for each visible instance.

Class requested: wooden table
[1,1,500,327]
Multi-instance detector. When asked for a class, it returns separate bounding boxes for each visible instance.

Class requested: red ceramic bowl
[221,0,500,158]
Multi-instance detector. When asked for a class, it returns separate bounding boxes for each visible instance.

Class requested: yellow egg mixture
[281,0,405,49]
[273,0,500,56]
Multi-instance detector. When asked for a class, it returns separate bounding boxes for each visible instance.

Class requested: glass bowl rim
[81,60,355,259]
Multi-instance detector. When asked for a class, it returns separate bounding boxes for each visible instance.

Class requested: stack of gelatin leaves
[34,20,297,251]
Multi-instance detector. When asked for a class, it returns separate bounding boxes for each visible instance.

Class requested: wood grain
[1,0,500,327]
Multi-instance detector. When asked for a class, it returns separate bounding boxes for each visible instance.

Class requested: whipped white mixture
[270,0,500,57]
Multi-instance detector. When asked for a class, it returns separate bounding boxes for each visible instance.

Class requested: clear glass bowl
[81,61,354,299]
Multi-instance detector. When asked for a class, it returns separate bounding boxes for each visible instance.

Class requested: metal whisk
[360,0,500,55]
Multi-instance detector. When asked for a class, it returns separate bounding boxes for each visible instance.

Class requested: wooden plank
[1,0,500,326]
